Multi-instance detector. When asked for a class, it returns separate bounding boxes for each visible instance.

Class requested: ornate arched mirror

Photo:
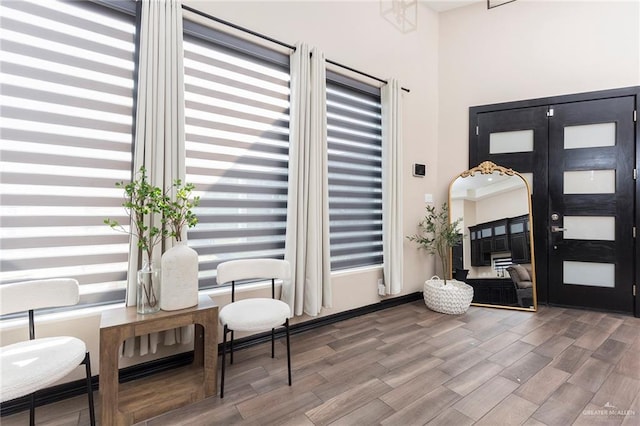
[449,161,537,311]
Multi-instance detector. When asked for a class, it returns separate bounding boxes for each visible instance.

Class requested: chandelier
[380,0,417,34]
[488,0,517,9]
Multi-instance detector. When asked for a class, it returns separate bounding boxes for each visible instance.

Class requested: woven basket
[423,276,474,315]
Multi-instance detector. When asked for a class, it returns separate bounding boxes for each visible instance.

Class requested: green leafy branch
[162,179,200,242]
[407,203,463,284]
[104,167,168,262]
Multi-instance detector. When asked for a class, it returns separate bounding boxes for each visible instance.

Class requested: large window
[0,0,137,305]
[0,0,385,308]
[326,72,383,270]
[182,19,291,288]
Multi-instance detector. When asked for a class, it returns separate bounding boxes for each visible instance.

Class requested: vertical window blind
[326,72,383,270]
[182,19,291,288]
[0,0,137,305]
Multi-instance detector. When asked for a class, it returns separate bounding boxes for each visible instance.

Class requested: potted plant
[105,167,167,314]
[407,203,473,314]
[159,180,200,311]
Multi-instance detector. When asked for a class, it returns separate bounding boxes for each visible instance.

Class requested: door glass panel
[564,123,616,149]
[564,170,615,194]
[489,130,534,154]
[563,216,615,241]
[563,261,615,288]
[494,225,506,235]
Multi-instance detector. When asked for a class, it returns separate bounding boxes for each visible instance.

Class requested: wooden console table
[99,295,218,425]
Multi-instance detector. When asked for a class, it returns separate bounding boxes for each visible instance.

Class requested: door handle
[551,226,567,232]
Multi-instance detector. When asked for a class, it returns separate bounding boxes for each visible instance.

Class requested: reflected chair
[506,264,533,307]
[0,279,96,426]
[217,259,292,398]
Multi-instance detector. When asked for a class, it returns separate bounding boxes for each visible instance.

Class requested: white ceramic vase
[160,242,199,311]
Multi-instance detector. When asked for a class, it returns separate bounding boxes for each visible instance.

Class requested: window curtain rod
[326,59,410,93]
[181,4,410,94]
[181,4,296,51]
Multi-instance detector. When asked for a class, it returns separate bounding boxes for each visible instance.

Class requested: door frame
[469,86,640,316]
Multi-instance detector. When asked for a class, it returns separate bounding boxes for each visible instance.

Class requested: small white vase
[137,261,161,314]
[160,242,199,311]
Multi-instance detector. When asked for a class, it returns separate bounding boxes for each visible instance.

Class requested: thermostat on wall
[413,163,426,177]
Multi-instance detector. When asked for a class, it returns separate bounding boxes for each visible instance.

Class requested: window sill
[330,264,383,278]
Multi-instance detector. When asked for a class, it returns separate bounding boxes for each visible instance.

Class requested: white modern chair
[0,279,96,426]
[217,259,292,398]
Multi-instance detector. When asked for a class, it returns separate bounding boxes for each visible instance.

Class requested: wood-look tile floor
[3,302,640,425]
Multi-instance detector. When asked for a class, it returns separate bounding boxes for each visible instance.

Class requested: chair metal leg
[221,319,291,398]
[221,325,228,398]
[271,328,275,358]
[230,330,235,365]
[286,319,291,386]
[82,352,96,426]
[25,358,95,426]
[29,393,35,426]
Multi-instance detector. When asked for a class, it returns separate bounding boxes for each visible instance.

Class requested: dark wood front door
[547,97,636,312]
[474,106,549,302]
[470,87,639,315]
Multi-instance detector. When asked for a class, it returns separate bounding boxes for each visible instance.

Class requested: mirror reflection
[449,161,537,311]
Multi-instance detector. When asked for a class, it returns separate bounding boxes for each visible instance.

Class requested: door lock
[551,213,560,221]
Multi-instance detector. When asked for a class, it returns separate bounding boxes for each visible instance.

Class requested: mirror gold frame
[448,161,537,312]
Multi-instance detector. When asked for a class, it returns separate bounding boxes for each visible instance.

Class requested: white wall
[437,0,640,198]
[474,186,529,225]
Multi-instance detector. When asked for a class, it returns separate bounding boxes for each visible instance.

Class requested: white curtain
[381,79,404,295]
[123,0,189,356]
[282,43,332,317]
